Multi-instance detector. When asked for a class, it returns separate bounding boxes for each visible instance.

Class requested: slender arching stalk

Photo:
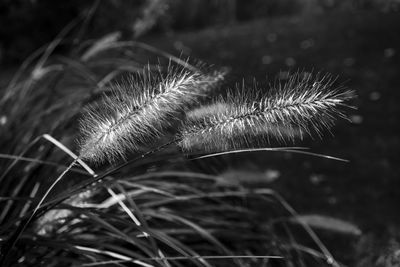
[35,140,178,217]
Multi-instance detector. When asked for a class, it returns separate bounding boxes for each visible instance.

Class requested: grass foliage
[0,20,354,267]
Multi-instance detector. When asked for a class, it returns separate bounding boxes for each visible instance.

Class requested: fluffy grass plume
[79,65,226,164]
[178,72,354,153]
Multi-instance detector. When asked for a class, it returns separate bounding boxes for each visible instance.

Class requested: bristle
[178,72,354,153]
[78,65,226,164]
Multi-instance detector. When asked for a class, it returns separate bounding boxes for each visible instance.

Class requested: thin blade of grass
[57,56,98,83]
[145,229,212,267]
[0,153,88,175]
[73,0,100,46]
[124,171,220,183]
[74,245,154,267]
[0,136,42,185]
[106,188,142,227]
[146,210,243,266]
[18,182,40,220]
[191,147,348,162]
[191,147,308,160]
[33,18,80,73]
[81,31,121,61]
[42,134,95,176]
[77,209,157,258]
[113,183,172,267]
[82,41,197,72]
[280,149,349,162]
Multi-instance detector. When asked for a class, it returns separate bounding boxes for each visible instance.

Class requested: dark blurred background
[0,0,399,64]
[0,0,399,265]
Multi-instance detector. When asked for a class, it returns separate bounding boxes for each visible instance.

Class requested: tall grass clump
[0,18,355,267]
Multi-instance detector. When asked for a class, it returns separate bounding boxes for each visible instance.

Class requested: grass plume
[79,65,226,164]
[178,72,354,153]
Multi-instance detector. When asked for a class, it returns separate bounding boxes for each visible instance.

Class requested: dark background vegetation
[1,0,399,265]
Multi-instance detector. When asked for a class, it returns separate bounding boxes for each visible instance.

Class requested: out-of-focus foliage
[0,0,144,64]
[0,0,89,63]
[0,0,399,64]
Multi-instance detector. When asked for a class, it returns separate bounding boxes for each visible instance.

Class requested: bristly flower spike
[78,65,226,164]
[178,72,355,153]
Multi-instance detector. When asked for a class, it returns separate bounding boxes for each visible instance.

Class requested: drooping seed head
[78,65,227,164]
[178,72,354,153]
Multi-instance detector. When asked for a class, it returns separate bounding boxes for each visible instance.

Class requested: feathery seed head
[78,65,227,164]
[178,72,354,153]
